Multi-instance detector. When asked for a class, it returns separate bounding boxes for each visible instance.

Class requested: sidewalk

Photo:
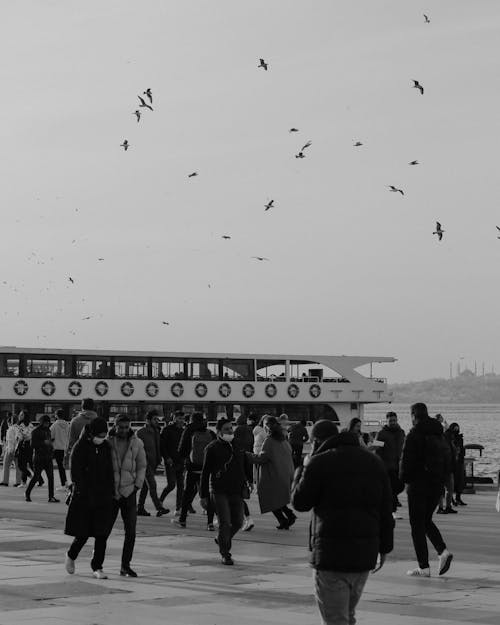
[0,485,498,624]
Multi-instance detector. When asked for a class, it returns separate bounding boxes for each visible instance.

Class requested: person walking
[64,417,115,579]
[174,412,216,529]
[400,402,453,577]
[449,423,467,506]
[375,411,406,519]
[16,410,36,487]
[251,415,296,529]
[200,419,253,565]
[159,411,186,515]
[108,413,147,577]
[67,398,98,459]
[234,413,255,531]
[25,414,59,503]
[50,409,70,491]
[0,414,22,486]
[292,431,394,625]
[288,418,309,468]
[137,410,169,517]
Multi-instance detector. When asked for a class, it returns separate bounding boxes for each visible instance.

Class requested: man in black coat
[400,402,453,577]
[375,411,405,517]
[292,431,393,625]
[25,414,59,503]
[159,411,186,513]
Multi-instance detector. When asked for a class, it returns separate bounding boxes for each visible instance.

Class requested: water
[363,403,500,479]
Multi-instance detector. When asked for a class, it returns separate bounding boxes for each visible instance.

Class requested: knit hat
[311,419,339,442]
[89,417,108,437]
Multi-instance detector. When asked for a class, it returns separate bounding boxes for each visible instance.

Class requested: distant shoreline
[388,372,500,404]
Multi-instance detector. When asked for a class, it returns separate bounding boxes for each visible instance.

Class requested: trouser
[17,444,33,483]
[160,463,185,510]
[112,492,137,567]
[387,469,400,513]
[68,535,107,571]
[313,569,369,625]
[54,450,67,486]
[2,450,21,485]
[243,500,250,517]
[291,444,304,468]
[26,457,54,499]
[407,484,447,569]
[439,473,454,509]
[180,470,214,524]
[272,505,295,525]
[212,492,244,557]
[138,465,162,511]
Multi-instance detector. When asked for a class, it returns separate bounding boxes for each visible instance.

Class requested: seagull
[258,58,268,71]
[162,321,170,325]
[289,128,299,133]
[133,110,141,122]
[68,277,74,284]
[433,221,444,241]
[265,199,274,211]
[82,316,91,320]
[188,172,198,178]
[496,226,500,239]
[388,185,404,195]
[409,160,419,165]
[144,88,153,104]
[98,258,104,261]
[222,235,231,240]
[252,256,270,261]
[353,141,363,147]
[412,80,424,95]
[295,152,306,159]
[120,140,129,151]
[295,140,312,159]
[137,95,153,111]
[424,14,430,23]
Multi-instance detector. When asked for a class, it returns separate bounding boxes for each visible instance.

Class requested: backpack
[423,433,451,482]
[190,430,213,465]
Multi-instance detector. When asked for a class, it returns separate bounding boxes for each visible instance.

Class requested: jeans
[68,535,107,571]
[180,470,214,524]
[2,450,21,485]
[407,483,446,569]
[112,492,137,567]
[138,465,162,511]
[313,569,369,625]
[439,473,454,509]
[160,463,185,510]
[212,492,244,557]
[26,457,54,499]
[54,450,67,486]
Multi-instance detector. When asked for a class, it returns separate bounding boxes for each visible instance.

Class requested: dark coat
[31,424,54,460]
[400,417,449,487]
[253,436,294,513]
[292,441,394,572]
[375,425,405,471]
[178,422,216,471]
[160,423,184,465]
[233,424,254,453]
[137,423,161,468]
[200,438,253,498]
[65,436,116,538]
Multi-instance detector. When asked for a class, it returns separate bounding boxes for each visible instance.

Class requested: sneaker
[393,512,404,520]
[137,508,151,517]
[92,569,108,579]
[48,497,60,503]
[65,554,75,574]
[0,482,8,486]
[156,507,170,517]
[25,495,32,502]
[243,518,254,532]
[286,512,297,528]
[444,507,457,514]
[407,567,430,577]
[174,509,180,517]
[456,499,467,506]
[221,555,234,566]
[120,566,138,578]
[438,549,453,576]
[13,483,21,487]
[207,523,215,531]
[171,518,186,528]
[18,483,26,488]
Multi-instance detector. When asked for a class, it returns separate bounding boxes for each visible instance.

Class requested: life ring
[41,380,56,397]
[95,381,109,397]
[265,383,277,398]
[195,383,208,398]
[309,384,321,398]
[242,383,255,398]
[287,384,300,398]
[171,382,184,398]
[13,379,28,396]
[219,383,231,398]
[68,381,82,397]
[121,382,135,397]
[145,382,159,398]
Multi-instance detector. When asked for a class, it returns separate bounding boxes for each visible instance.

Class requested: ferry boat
[0,347,395,426]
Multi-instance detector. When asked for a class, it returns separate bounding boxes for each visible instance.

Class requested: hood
[413,417,443,436]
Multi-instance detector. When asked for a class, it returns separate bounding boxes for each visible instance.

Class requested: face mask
[93,436,105,445]
[221,434,234,442]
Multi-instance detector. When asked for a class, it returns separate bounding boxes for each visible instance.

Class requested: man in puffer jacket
[108,413,147,578]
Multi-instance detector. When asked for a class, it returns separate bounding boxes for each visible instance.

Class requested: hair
[39,413,51,425]
[9,414,18,426]
[55,408,65,420]
[411,403,429,421]
[216,418,231,432]
[247,413,258,424]
[264,415,285,441]
[115,413,131,425]
[82,398,95,411]
[146,409,160,420]
[386,411,397,419]
[19,411,31,425]
[278,413,289,422]
[448,422,459,432]
[191,411,204,424]
[348,417,362,431]
[258,414,268,428]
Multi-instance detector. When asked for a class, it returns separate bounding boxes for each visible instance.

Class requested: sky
[1,1,499,384]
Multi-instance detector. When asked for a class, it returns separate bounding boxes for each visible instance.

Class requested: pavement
[0,479,499,625]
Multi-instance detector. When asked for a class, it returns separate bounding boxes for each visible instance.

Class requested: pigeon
[162,321,170,325]
[133,110,141,122]
[258,58,268,71]
[424,14,430,23]
[252,256,270,261]
[120,140,129,151]
[409,160,419,165]
[144,88,153,104]
[289,128,299,133]
[265,199,274,211]
[412,80,424,95]
[388,185,404,195]
[138,95,153,111]
[353,141,363,147]
[496,226,500,239]
[188,172,198,178]
[295,140,312,159]
[68,277,74,284]
[222,235,231,240]
[433,221,444,241]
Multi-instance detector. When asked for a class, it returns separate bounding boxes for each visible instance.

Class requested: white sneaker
[65,554,75,574]
[92,569,108,579]
[174,509,180,517]
[438,549,453,576]
[406,567,430,577]
[243,518,255,531]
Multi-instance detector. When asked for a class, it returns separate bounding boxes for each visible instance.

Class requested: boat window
[221,359,254,380]
[0,356,20,376]
[151,359,185,379]
[114,358,148,378]
[76,358,111,378]
[186,359,219,380]
[289,360,349,383]
[25,357,69,377]
[256,359,287,382]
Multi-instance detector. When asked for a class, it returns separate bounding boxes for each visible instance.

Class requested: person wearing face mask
[200,419,253,565]
[64,417,115,580]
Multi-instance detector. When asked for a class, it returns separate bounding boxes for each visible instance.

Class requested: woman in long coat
[64,417,115,579]
[251,415,296,529]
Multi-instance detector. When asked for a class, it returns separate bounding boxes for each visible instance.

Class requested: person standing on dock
[375,412,406,519]
[400,402,454,577]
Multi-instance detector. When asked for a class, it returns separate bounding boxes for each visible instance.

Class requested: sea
[363,403,500,480]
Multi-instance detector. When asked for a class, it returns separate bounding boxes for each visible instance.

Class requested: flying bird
[433,221,444,241]
[144,88,153,104]
[82,316,91,320]
[188,172,198,178]
[295,140,312,159]
[221,235,231,240]
[388,185,404,195]
[258,58,268,71]
[98,258,104,261]
[295,152,305,159]
[424,14,430,23]
[133,110,141,122]
[264,199,274,211]
[137,95,153,111]
[409,160,419,165]
[289,128,299,133]
[120,140,129,151]
[252,256,270,261]
[353,141,363,147]
[412,80,424,95]
[162,321,170,325]
[68,277,74,284]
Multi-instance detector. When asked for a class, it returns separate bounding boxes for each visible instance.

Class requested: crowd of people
[0,400,469,625]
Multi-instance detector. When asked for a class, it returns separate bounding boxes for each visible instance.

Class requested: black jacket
[31,424,54,460]
[400,417,449,486]
[200,438,253,499]
[375,425,405,471]
[160,423,184,465]
[178,422,216,471]
[292,440,394,572]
